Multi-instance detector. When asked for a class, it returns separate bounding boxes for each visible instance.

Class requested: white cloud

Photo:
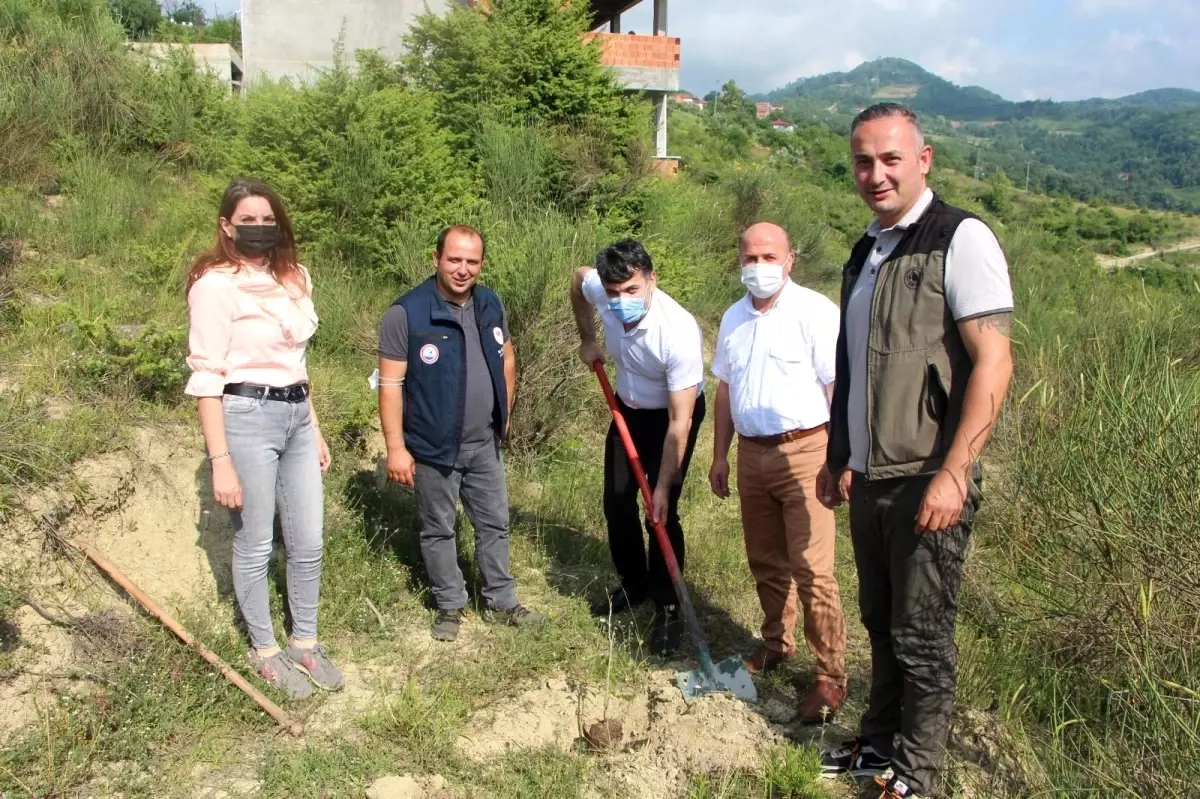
[1075,0,1142,16]
[931,56,976,82]
[661,0,1199,102]
[211,0,1200,103]
[870,0,957,13]
[1105,30,1173,51]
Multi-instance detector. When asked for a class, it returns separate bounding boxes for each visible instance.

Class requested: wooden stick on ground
[65,536,304,736]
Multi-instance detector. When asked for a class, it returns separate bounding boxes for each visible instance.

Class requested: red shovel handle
[591,361,719,675]
[592,361,659,524]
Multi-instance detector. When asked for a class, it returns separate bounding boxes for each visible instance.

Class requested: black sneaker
[431,608,464,642]
[649,604,682,656]
[488,604,546,628]
[819,738,890,779]
[589,586,646,618]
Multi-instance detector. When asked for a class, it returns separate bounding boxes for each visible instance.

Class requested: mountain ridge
[758,57,1200,118]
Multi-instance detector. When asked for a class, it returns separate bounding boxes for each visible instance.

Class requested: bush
[0,0,140,183]
[222,58,472,271]
[404,0,634,147]
[106,0,158,38]
[72,319,190,400]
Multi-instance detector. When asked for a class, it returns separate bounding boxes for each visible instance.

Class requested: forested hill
[757,58,1200,213]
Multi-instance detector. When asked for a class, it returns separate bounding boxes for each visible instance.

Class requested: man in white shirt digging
[570,239,705,656]
[710,222,849,724]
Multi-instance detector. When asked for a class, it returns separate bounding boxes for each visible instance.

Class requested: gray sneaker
[488,604,546,628]
[286,642,344,692]
[249,649,313,700]
[431,608,465,642]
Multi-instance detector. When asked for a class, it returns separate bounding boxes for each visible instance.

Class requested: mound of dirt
[0,605,75,741]
[78,428,233,616]
[0,426,228,742]
[366,774,450,799]
[457,672,783,797]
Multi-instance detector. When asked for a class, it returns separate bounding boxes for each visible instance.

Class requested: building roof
[589,0,644,19]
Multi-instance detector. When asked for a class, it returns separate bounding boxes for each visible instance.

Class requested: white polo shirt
[711,280,840,437]
[582,269,704,410]
[846,188,1014,472]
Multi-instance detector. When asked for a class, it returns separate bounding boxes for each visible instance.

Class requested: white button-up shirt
[583,269,704,410]
[711,280,840,437]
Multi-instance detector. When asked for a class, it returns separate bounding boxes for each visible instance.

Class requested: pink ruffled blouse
[184,264,319,397]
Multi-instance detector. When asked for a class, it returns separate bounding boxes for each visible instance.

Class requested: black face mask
[233,224,278,256]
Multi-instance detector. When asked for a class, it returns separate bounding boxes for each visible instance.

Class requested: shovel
[591,361,756,705]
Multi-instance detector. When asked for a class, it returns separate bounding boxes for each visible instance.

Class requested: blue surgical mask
[607,295,647,325]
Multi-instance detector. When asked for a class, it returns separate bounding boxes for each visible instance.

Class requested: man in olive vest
[816,104,1014,798]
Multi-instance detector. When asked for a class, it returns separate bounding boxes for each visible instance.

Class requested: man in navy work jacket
[377,225,545,643]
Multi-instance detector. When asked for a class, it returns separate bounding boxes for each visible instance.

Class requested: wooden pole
[70,538,304,736]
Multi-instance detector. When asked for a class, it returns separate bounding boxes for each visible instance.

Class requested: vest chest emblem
[493,326,504,345]
[420,343,440,364]
[904,266,922,290]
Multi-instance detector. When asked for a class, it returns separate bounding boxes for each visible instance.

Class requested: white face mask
[741,263,786,299]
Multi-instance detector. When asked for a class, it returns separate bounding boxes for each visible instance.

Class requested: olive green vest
[827,195,983,480]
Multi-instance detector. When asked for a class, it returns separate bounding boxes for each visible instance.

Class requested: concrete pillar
[609,13,620,33]
[655,91,668,158]
[653,0,667,35]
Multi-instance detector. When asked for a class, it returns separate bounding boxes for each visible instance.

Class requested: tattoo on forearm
[975,312,1012,337]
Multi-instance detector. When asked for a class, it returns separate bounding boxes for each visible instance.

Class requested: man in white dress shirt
[570,239,705,656]
[709,222,850,724]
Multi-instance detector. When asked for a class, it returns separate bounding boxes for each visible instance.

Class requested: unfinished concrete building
[240,0,679,165]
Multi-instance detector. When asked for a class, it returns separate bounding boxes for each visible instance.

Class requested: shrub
[72,319,190,400]
[404,0,635,148]
[0,0,140,183]
[106,0,159,38]
[222,60,472,271]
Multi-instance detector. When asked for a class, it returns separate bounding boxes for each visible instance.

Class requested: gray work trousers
[413,440,518,612]
[850,470,980,796]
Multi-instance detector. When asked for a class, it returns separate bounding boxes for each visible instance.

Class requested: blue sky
[208,0,1200,101]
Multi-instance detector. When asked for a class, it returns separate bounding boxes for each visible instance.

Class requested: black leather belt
[223,382,310,403]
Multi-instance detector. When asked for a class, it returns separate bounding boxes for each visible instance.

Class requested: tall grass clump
[965,304,1200,795]
[0,0,139,182]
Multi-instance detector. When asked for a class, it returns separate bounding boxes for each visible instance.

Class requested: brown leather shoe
[793,678,847,725]
[743,645,795,675]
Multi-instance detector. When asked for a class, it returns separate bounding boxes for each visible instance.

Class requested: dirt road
[1096,238,1200,269]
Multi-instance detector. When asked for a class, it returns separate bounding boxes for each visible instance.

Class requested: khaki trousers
[737,428,847,683]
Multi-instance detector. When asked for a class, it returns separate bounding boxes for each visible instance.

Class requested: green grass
[3,2,1200,795]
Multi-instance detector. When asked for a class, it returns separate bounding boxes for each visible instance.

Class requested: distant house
[755,101,784,120]
[672,92,707,110]
[770,119,795,132]
[129,42,243,94]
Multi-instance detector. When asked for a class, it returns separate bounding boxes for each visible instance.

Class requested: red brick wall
[584,32,680,70]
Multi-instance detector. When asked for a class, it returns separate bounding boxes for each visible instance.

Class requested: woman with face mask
[184,178,341,699]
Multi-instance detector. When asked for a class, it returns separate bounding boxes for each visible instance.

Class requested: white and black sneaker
[819,738,890,779]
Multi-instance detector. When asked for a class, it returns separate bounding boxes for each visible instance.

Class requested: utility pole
[1025,160,1032,193]
[972,150,982,189]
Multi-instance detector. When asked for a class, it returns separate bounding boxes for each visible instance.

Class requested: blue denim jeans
[222,393,325,650]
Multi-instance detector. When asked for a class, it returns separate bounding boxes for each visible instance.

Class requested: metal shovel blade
[676,654,757,705]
